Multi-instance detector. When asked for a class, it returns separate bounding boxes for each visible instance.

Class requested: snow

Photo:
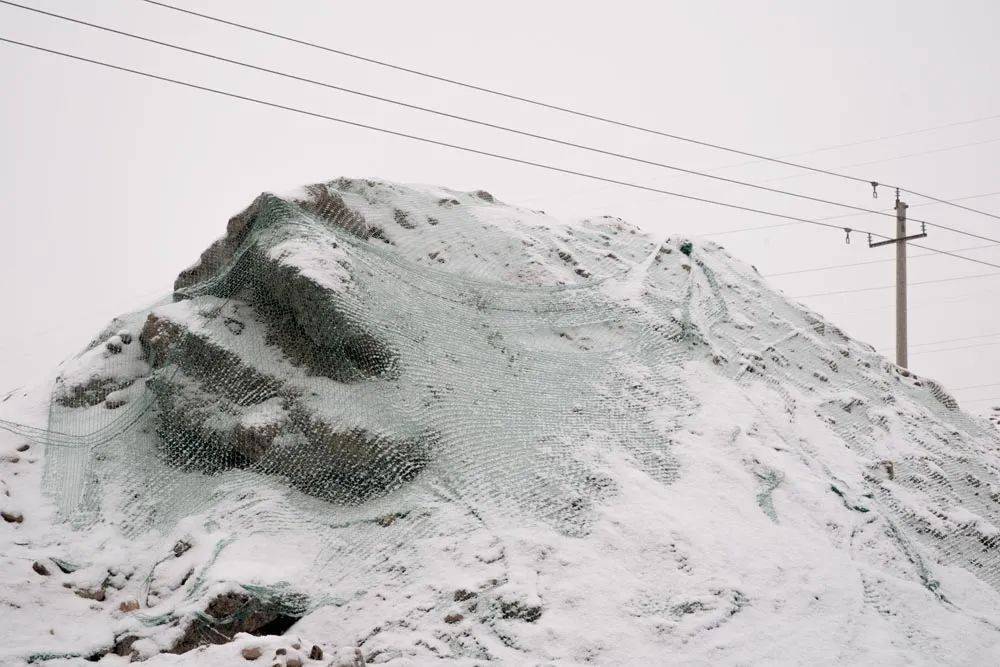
[2,177,1000,664]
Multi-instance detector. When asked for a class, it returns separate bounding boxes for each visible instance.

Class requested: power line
[707,208,888,238]
[6,34,1000,281]
[960,397,1000,405]
[7,1,974,240]
[518,126,1000,209]
[902,240,1000,270]
[706,221,804,237]
[766,243,999,278]
[909,340,1000,357]
[526,138,1000,210]
[822,285,1000,318]
[715,113,1000,171]
[763,136,1000,183]
[907,190,1000,208]
[903,185,1000,223]
[707,190,1000,239]
[793,271,1000,299]
[951,381,1000,391]
[137,0,1000,226]
[0,36,897,241]
[877,331,1000,352]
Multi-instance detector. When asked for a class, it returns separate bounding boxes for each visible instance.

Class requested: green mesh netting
[3,178,1000,630]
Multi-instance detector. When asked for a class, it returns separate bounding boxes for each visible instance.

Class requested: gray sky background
[2,0,999,411]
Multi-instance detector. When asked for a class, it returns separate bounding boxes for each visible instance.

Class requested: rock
[32,561,49,576]
[51,558,78,574]
[16,444,28,452]
[0,455,19,463]
[173,194,265,291]
[173,539,192,557]
[1,510,23,523]
[169,589,303,654]
[113,634,140,658]
[309,645,323,660]
[139,313,185,369]
[56,376,133,408]
[75,588,106,601]
[444,613,463,624]
[119,599,140,613]
[241,646,262,660]
[453,589,477,602]
[286,656,303,667]
[275,648,286,655]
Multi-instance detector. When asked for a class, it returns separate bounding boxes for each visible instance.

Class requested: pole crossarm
[868,231,928,248]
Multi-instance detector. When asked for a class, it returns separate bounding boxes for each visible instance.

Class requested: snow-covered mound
[3,177,1000,665]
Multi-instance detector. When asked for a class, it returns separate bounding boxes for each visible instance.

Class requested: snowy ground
[3,178,1000,665]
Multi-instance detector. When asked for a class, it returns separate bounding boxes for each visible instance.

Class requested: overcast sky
[2,0,999,411]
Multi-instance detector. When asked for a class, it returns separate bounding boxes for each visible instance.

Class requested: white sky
[2,0,999,410]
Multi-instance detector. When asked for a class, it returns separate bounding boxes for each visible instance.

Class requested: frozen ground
[2,178,1000,665]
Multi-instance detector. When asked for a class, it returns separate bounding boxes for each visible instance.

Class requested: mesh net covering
[5,178,1000,655]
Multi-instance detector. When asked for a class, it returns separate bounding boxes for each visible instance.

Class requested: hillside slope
[2,178,1000,665]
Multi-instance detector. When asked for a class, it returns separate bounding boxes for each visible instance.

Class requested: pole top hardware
[870,181,879,198]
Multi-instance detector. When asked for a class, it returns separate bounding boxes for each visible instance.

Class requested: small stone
[106,341,123,354]
[286,657,303,667]
[51,558,78,574]
[275,648,287,656]
[1,455,19,464]
[119,599,139,613]
[75,588,106,602]
[1,510,23,523]
[32,561,50,576]
[309,645,323,660]
[16,444,29,452]
[172,540,192,557]
[119,332,133,345]
[444,613,464,624]
[453,589,477,602]
[241,646,262,660]
[291,642,300,650]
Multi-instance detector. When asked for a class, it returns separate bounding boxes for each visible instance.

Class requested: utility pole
[866,188,926,368]
[894,195,908,368]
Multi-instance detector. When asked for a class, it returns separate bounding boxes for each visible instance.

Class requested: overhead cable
[135,0,1000,223]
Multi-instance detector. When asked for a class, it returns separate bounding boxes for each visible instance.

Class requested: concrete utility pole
[867,188,926,369]
[894,195,908,368]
